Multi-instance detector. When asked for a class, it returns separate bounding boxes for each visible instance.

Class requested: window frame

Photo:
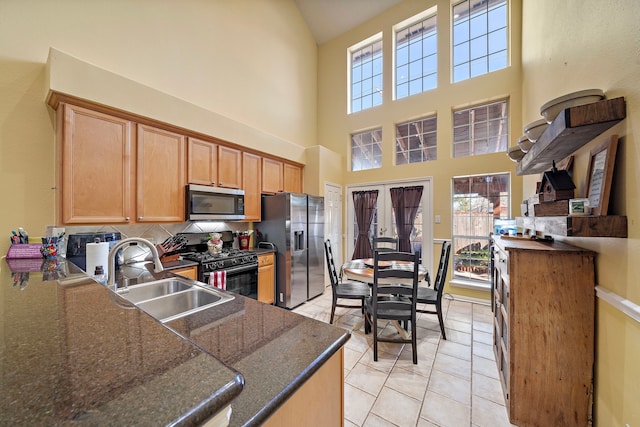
[351,127,383,171]
[348,33,384,114]
[395,114,438,165]
[451,0,509,83]
[451,172,510,289]
[393,6,438,100]
[452,98,509,158]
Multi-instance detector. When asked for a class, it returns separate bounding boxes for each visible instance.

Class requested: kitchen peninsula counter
[0,258,349,426]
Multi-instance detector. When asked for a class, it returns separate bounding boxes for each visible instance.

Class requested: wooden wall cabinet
[59,104,186,224]
[257,252,275,304]
[136,124,186,222]
[217,146,242,189]
[59,103,133,224]
[188,139,242,189]
[242,152,262,221]
[283,163,302,193]
[492,236,596,427]
[262,158,284,194]
[262,158,303,194]
[56,99,302,224]
[187,137,218,185]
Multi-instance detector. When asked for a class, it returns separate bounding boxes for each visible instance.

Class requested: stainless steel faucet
[107,238,164,291]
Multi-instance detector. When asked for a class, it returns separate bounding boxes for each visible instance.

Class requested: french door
[346,179,432,268]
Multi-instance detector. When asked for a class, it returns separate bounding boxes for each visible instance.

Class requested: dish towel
[209,270,226,290]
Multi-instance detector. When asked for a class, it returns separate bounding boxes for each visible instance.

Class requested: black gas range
[176,232,259,299]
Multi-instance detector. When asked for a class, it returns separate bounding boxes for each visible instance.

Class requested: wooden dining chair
[324,239,371,324]
[373,236,399,253]
[364,250,420,364]
[415,241,451,339]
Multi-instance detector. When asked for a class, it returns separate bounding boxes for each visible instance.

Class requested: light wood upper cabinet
[60,104,133,224]
[262,158,303,194]
[57,100,303,225]
[217,146,242,189]
[187,137,217,185]
[242,152,262,221]
[283,163,302,193]
[262,158,284,194]
[136,124,186,222]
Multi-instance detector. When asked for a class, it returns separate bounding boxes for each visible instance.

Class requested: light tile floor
[293,288,516,427]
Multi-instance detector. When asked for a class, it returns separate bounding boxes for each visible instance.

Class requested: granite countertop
[1,257,348,426]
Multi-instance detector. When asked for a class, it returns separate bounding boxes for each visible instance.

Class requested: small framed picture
[586,135,619,216]
[569,198,590,216]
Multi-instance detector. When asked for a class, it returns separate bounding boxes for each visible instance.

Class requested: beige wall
[521,0,639,425]
[0,0,317,255]
[317,0,523,300]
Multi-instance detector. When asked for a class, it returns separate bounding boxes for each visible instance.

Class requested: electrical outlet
[435,215,441,224]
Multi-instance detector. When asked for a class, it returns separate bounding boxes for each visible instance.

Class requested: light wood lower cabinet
[257,253,275,304]
[492,236,596,427]
[262,348,344,427]
[169,265,198,280]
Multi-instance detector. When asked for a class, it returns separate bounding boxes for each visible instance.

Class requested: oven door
[204,263,258,300]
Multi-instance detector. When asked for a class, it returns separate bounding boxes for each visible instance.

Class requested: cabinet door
[242,152,262,221]
[283,163,302,193]
[187,137,217,185]
[258,253,275,304]
[217,146,242,189]
[61,104,133,224]
[262,158,283,194]
[137,124,186,222]
[170,266,198,280]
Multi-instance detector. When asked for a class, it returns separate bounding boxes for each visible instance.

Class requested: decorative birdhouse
[539,164,576,202]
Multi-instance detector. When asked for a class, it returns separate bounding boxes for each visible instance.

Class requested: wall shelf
[517,215,628,238]
[516,97,626,175]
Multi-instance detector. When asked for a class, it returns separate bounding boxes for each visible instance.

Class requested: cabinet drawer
[494,247,508,278]
[258,253,274,267]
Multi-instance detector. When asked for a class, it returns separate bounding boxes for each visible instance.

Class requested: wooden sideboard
[492,235,596,426]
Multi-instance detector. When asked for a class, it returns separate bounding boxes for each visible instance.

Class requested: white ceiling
[294,0,403,44]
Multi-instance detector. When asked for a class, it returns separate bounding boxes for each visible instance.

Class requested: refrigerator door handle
[294,230,305,251]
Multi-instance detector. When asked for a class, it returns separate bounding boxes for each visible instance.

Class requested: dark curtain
[390,185,423,252]
[352,190,378,259]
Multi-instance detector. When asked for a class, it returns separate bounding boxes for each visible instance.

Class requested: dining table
[341,258,430,284]
[340,258,430,338]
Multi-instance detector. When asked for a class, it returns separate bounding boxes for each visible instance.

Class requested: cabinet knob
[125,217,130,222]
[138,217,143,221]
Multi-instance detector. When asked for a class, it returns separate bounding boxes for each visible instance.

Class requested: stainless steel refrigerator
[260,193,324,309]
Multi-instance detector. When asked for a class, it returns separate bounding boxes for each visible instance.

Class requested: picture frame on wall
[586,135,619,216]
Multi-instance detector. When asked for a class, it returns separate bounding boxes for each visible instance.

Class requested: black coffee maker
[66,232,121,271]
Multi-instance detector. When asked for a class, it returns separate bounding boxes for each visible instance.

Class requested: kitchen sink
[115,277,234,322]
[117,278,193,303]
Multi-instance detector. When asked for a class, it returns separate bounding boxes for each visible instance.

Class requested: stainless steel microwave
[186,184,245,221]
